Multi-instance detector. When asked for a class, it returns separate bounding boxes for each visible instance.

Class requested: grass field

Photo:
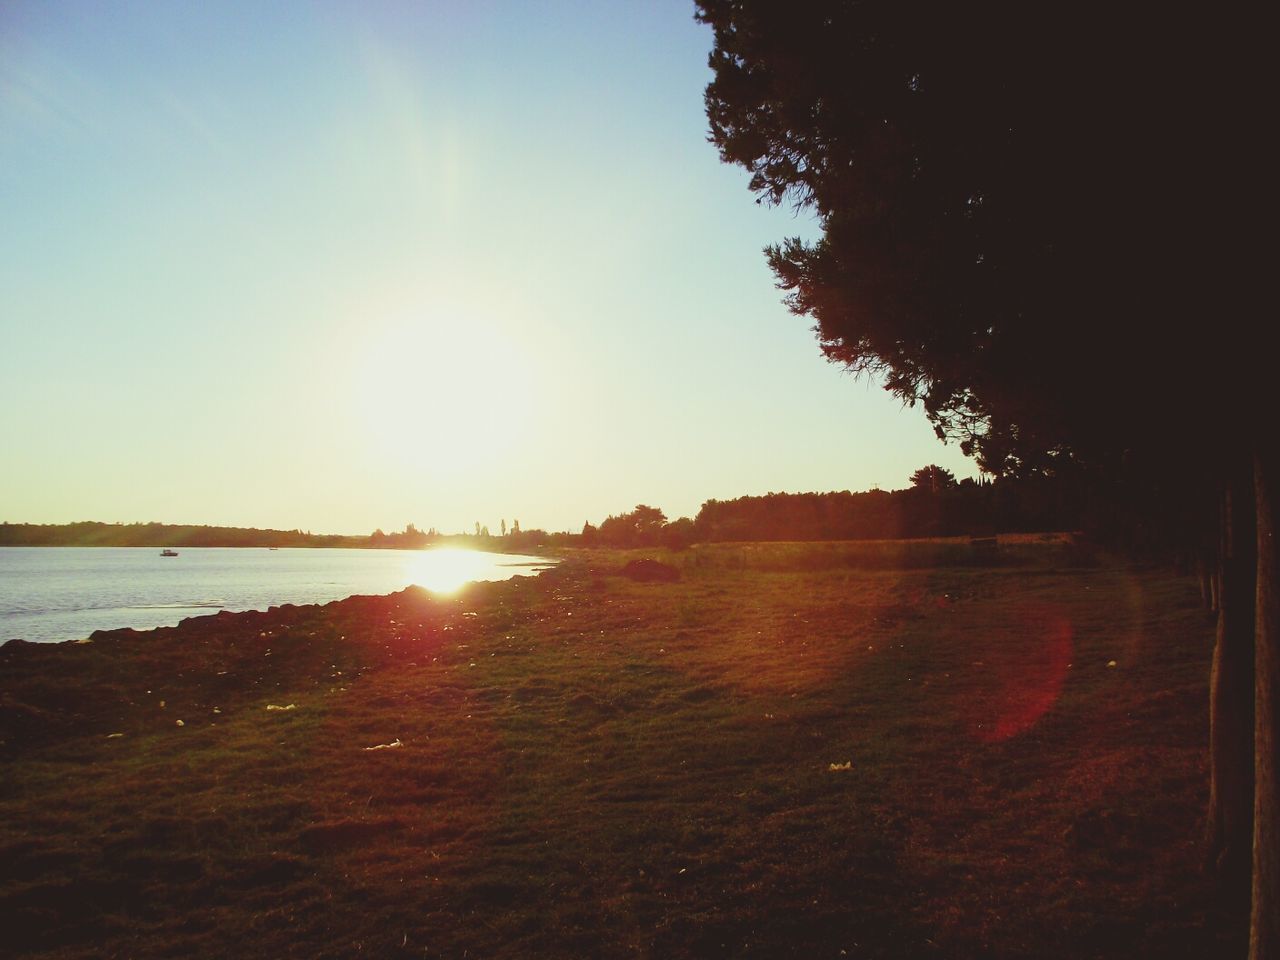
[0,539,1240,958]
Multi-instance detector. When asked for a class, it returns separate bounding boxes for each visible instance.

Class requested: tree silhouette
[699,1,1272,949]
[699,1,1256,481]
[598,504,668,547]
[910,465,956,495]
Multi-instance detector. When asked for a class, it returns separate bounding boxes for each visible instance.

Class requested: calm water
[0,546,555,644]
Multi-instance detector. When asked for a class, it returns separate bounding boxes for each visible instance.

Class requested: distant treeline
[693,475,1082,543]
[3,465,1094,552]
[582,466,1085,549]
[0,522,368,549]
[0,520,566,552]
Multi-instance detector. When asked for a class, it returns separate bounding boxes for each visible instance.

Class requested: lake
[0,546,556,644]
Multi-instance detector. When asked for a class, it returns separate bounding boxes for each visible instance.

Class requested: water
[0,546,555,644]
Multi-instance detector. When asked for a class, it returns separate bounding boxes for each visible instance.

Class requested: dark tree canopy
[697,0,1257,478]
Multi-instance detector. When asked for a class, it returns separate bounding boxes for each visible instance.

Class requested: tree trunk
[1252,444,1279,959]
[1209,464,1256,899]
[1201,553,1216,610]
[1202,524,1222,613]
[1203,498,1223,613]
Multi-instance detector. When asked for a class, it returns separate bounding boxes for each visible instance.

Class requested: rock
[87,627,140,642]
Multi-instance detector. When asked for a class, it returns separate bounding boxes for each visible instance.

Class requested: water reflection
[403,547,554,595]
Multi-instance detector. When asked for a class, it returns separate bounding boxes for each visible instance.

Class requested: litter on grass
[829,761,853,771]
[365,739,403,751]
[266,703,297,711]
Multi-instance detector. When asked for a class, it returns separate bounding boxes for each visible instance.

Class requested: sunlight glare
[404,546,490,594]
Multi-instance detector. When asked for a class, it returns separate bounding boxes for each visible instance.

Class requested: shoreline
[0,547,560,645]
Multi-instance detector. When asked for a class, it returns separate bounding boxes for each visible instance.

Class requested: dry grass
[0,541,1236,958]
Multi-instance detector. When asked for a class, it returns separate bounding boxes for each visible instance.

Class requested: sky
[0,1,977,536]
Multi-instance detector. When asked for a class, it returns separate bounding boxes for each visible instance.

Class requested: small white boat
[160,549,179,557]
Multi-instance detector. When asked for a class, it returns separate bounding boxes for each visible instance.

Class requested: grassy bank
[0,540,1236,958]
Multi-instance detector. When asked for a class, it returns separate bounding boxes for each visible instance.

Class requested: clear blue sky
[1,1,976,535]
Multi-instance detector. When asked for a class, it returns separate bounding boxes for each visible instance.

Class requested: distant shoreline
[0,521,532,552]
[0,542,516,552]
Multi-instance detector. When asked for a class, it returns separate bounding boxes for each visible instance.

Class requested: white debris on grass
[266,703,297,711]
[829,761,852,772]
[364,738,403,751]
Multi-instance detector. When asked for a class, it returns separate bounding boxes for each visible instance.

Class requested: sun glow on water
[403,546,555,595]
[403,547,494,594]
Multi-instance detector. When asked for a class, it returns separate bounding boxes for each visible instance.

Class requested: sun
[353,298,538,473]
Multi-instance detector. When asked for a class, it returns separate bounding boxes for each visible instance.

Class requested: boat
[160,549,179,557]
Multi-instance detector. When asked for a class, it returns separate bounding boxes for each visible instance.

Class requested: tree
[700,1,1248,473]
[660,517,697,550]
[598,505,668,547]
[910,465,956,495]
[698,1,1271,951]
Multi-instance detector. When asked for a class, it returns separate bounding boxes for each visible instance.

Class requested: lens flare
[971,604,1074,743]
